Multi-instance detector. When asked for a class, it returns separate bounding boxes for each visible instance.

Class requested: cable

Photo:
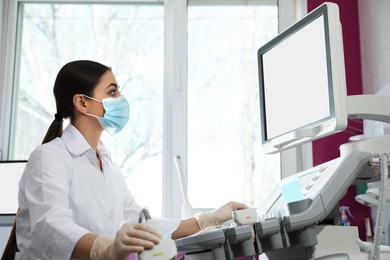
[370,153,389,260]
[138,208,152,223]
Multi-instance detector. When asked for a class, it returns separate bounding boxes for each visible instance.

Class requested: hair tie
[54,113,63,122]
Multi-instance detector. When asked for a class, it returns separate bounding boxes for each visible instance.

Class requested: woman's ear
[73,94,88,114]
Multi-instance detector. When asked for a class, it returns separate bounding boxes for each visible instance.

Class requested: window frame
[0,0,18,161]
[0,0,307,218]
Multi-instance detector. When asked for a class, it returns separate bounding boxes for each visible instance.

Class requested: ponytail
[41,114,64,144]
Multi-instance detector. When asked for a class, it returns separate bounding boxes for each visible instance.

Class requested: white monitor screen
[258,3,347,153]
[0,161,26,214]
[262,15,330,140]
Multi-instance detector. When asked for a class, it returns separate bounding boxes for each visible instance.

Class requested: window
[1,0,283,218]
[7,2,164,215]
[187,2,280,209]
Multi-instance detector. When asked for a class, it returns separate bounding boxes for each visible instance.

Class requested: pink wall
[308,0,369,240]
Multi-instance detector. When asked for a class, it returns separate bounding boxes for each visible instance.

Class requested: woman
[9,60,247,259]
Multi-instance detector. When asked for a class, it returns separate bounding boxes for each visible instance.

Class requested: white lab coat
[15,124,180,260]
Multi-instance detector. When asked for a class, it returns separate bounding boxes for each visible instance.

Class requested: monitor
[0,161,27,215]
[258,2,348,154]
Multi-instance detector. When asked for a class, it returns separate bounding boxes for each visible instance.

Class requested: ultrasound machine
[175,2,390,259]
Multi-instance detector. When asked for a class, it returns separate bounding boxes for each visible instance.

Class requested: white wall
[359,0,390,94]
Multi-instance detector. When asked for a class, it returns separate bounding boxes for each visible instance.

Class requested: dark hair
[42,60,111,144]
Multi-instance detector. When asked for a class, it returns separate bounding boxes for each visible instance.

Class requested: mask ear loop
[82,94,104,118]
[82,94,103,103]
[84,112,99,118]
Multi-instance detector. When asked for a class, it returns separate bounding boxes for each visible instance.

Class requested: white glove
[194,201,249,230]
[90,223,162,260]
[139,220,177,260]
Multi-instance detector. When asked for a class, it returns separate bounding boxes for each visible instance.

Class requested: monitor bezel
[258,2,348,154]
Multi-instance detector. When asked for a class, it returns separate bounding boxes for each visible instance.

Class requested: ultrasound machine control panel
[175,151,382,259]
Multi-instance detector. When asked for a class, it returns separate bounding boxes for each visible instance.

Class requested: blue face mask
[83,94,130,136]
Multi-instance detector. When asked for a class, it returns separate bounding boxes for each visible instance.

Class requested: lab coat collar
[61,124,93,155]
[61,125,111,161]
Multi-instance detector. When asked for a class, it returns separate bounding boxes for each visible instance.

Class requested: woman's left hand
[194,201,249,230]
[211,201,249,225]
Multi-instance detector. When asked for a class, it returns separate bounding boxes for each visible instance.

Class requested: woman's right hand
[111,223,162,259]
[90,223,162,260]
